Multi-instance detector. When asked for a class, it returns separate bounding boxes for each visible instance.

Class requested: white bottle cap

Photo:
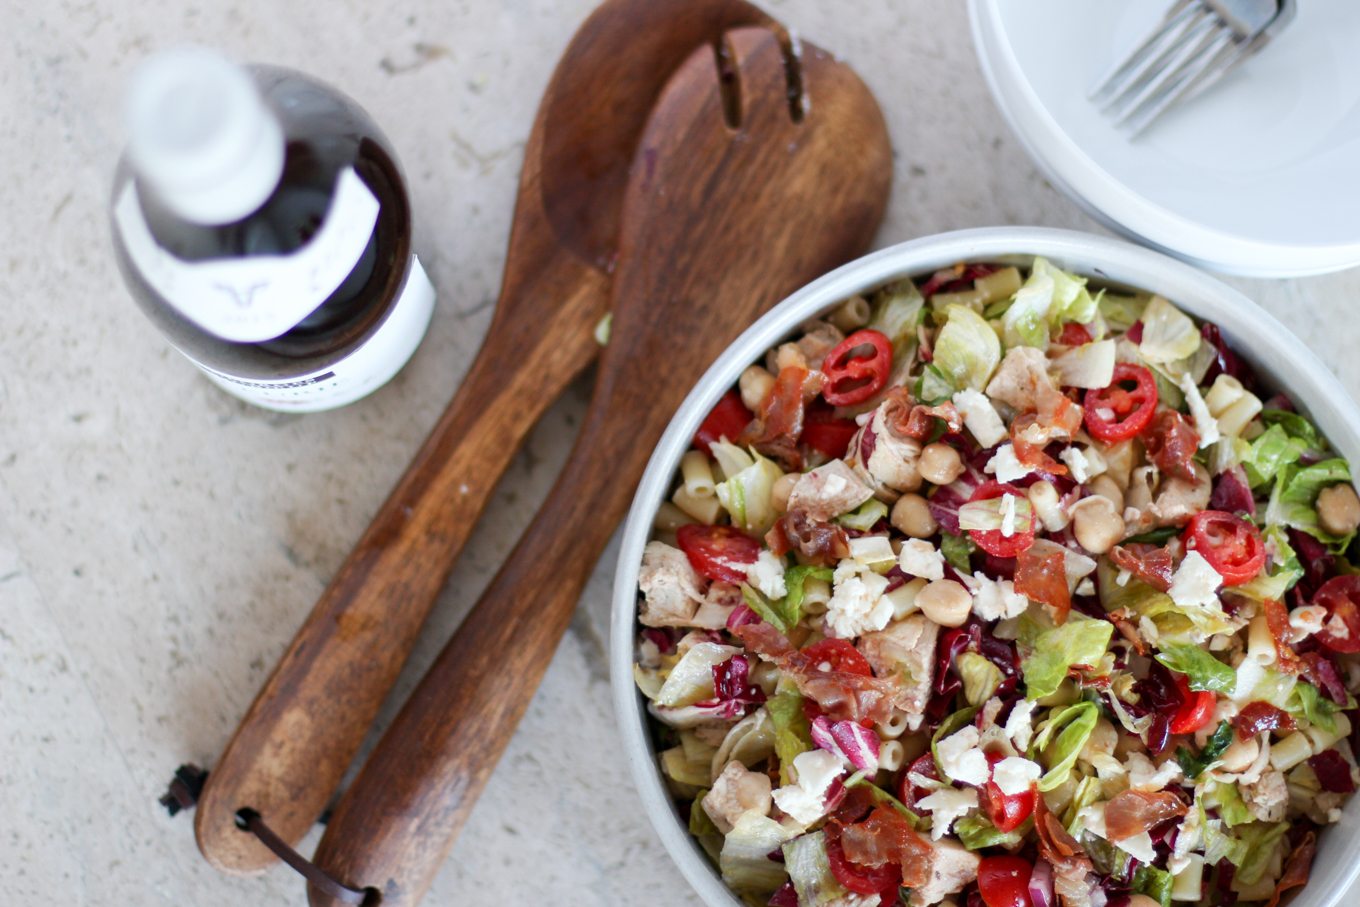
[125,48,284,225]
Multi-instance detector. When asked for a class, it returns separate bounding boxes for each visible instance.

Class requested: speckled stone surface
[2,1,1358,904]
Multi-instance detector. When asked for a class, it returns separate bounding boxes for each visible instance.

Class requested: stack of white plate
[969,0,1360,277]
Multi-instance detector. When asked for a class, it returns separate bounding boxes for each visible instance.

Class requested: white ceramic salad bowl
[608,227,1360,907]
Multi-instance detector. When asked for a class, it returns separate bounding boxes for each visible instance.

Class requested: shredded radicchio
[767,882,798,907]
[1209,465,1256,517]
[810,715,881,772]
[1201,322,1259,390]
[641,627,678,655]
[713,655,766,705]
[1307,749,1356,794]
[1129,662,1186,755]
[927,619,1022,723]
[726,604,762,631]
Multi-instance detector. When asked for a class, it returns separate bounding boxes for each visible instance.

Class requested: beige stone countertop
[3,0,1359,904]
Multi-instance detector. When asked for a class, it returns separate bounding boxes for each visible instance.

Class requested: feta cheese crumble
[1059,446,1107,484]
[771,749,844,826]
[964,573,1030,621]
[899,539,945,580]
[825,563,892,639]
[953,388,1008,448]
[991,757,1042,796]
[746,550,787,600]
[935,726,989,786]
[1005,699,1037,751]
[986,444,1032,484]
[916,787,979,840]
[1168,551,1223,608]
[1179,374,1221,449]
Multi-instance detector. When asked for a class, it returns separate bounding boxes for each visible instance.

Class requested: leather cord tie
[159,764,373,905]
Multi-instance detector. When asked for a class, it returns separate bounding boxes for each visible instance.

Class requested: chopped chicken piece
[638,541,705,627]
[857,614,938,727]
[908,839,981,907]
[788,459,875,521]
[702,760,773,834]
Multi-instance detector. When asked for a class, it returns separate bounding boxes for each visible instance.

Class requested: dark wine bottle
[110,48,435,412]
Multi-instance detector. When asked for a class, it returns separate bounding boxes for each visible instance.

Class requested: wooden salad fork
[193,0,774,875]
[309,25,892,907]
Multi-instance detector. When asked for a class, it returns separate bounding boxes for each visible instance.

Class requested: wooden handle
[194,252,607,874]
[308,363,652,907]
[307,24,892,904]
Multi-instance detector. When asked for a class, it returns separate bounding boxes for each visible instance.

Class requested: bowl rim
[609,226,1360,907]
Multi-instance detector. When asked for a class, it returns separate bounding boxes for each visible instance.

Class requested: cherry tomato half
[693,389,753,454]
[1083,363,1158,443]
[802,638,874,676]
[822,329,893,407]
[1314,575,1360,654]
[825,823,902,896]
[897,753,940,814]
[982,753,1036,833]
[675,524,760,584]
[967,481,1036,558]
[1057,322,1092,346]
[1169,673,1217,735]
[803,406,860,459]
[1183,510,1266,587]
[978,856,1035,907]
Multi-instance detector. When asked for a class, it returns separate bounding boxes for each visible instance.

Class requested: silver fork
[1089,0,1296,137]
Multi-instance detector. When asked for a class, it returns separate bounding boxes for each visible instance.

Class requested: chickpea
[1072,495,1123,555]
[774,342,807,372]
[1128,897,1162,907]
[918,442,965,486]
[1318,483,1360,536]
[1219,735,1260,773]
[891,493,938,538]
[918,579,972,627]
[1088,474,1125,512]
[771,472,800,513]
[738,365,775,413]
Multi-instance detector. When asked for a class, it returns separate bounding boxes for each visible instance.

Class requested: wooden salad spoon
[194,0,773,874]
[309,25,892,906]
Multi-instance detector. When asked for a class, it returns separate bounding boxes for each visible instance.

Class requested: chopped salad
[632,258,1360,907]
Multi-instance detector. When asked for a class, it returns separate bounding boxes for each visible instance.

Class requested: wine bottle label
[113,168,381,343]
[177,256,436,413]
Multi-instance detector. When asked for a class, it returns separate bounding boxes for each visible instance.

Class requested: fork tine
[1122,35,1244,136]
[1088,0,1197,102]
[1094,5,1217,113]
[1105,12,1224,121]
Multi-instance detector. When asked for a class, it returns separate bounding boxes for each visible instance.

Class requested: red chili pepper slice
[1183,510,1266,587]
[978,855,1035,907]
[1314,575,1360,654]
[982,752,1036,834]
[967,481,1036,558]
[1082,362,1158,443]
[693,389,753,453]
[675,524,760,584]
[1169,673,1216,735]
[822,329,893,407]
